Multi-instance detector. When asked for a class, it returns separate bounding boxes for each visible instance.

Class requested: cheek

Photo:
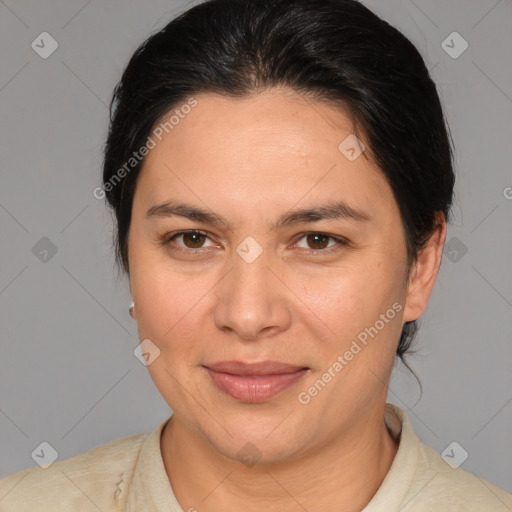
[301,260,405,373]
[129,247,218,370]
[133,271,198,342]
[129,243,182,337]
[298,263,394,332]
[130,263,205,400]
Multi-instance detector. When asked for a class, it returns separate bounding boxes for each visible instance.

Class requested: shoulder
[404,441,512,511]
[0,432,147,512]
[383,404,512,511]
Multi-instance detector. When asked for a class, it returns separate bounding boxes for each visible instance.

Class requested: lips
[204,360,309,403]
[206,360,307,376]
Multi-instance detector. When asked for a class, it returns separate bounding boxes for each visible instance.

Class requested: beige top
[0,404,510,511]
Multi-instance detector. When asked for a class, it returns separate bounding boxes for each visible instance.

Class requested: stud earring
[129,301,135,318]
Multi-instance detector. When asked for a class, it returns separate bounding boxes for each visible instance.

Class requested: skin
[127,87,446,512]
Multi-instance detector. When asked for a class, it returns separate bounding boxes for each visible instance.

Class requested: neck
[161,403,399,512]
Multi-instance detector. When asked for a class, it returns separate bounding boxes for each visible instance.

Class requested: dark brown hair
[101,0,455,366]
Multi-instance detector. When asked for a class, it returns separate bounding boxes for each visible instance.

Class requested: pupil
[308,233,328,249]
[184,232,204,248]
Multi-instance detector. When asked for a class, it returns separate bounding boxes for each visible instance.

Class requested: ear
[402,211,447,323]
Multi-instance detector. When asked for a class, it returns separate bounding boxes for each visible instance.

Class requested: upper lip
[204,360,308,376]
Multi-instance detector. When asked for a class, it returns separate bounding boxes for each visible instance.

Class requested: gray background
[1,0,511,495]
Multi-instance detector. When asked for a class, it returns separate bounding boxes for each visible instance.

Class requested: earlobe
[402,212,447,323]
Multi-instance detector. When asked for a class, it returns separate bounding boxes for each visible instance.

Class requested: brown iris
[305,233,329,250]
[182,232,207,248]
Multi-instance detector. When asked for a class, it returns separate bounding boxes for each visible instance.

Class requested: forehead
[156,88,357,155]
[134,88,396,222]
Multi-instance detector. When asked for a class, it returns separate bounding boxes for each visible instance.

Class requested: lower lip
[205,368,308,403]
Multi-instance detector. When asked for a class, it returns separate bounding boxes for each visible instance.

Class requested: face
[127,88,431,464]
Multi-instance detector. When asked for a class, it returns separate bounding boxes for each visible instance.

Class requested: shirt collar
[125,403,420,511]
[362,403,421,511]
[124,415,179,511]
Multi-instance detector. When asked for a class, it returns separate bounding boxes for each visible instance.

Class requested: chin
[218,434,303,467]
[198,411,311,466]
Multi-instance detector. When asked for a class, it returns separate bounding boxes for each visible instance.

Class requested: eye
[163,230,217,251]
[293,232,347,253]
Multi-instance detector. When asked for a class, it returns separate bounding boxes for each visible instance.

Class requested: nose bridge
[213,238,291,339]
[229,238,272,308]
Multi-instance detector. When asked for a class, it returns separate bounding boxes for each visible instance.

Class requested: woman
[1,0,510,510]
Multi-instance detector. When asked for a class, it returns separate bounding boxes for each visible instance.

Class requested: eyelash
[161,230,349,255]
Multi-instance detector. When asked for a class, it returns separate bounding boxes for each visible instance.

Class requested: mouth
[203,360,309,403]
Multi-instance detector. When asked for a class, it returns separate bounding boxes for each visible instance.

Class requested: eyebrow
[145,200,371,231]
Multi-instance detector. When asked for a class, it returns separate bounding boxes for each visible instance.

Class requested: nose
[213,248,292,341]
